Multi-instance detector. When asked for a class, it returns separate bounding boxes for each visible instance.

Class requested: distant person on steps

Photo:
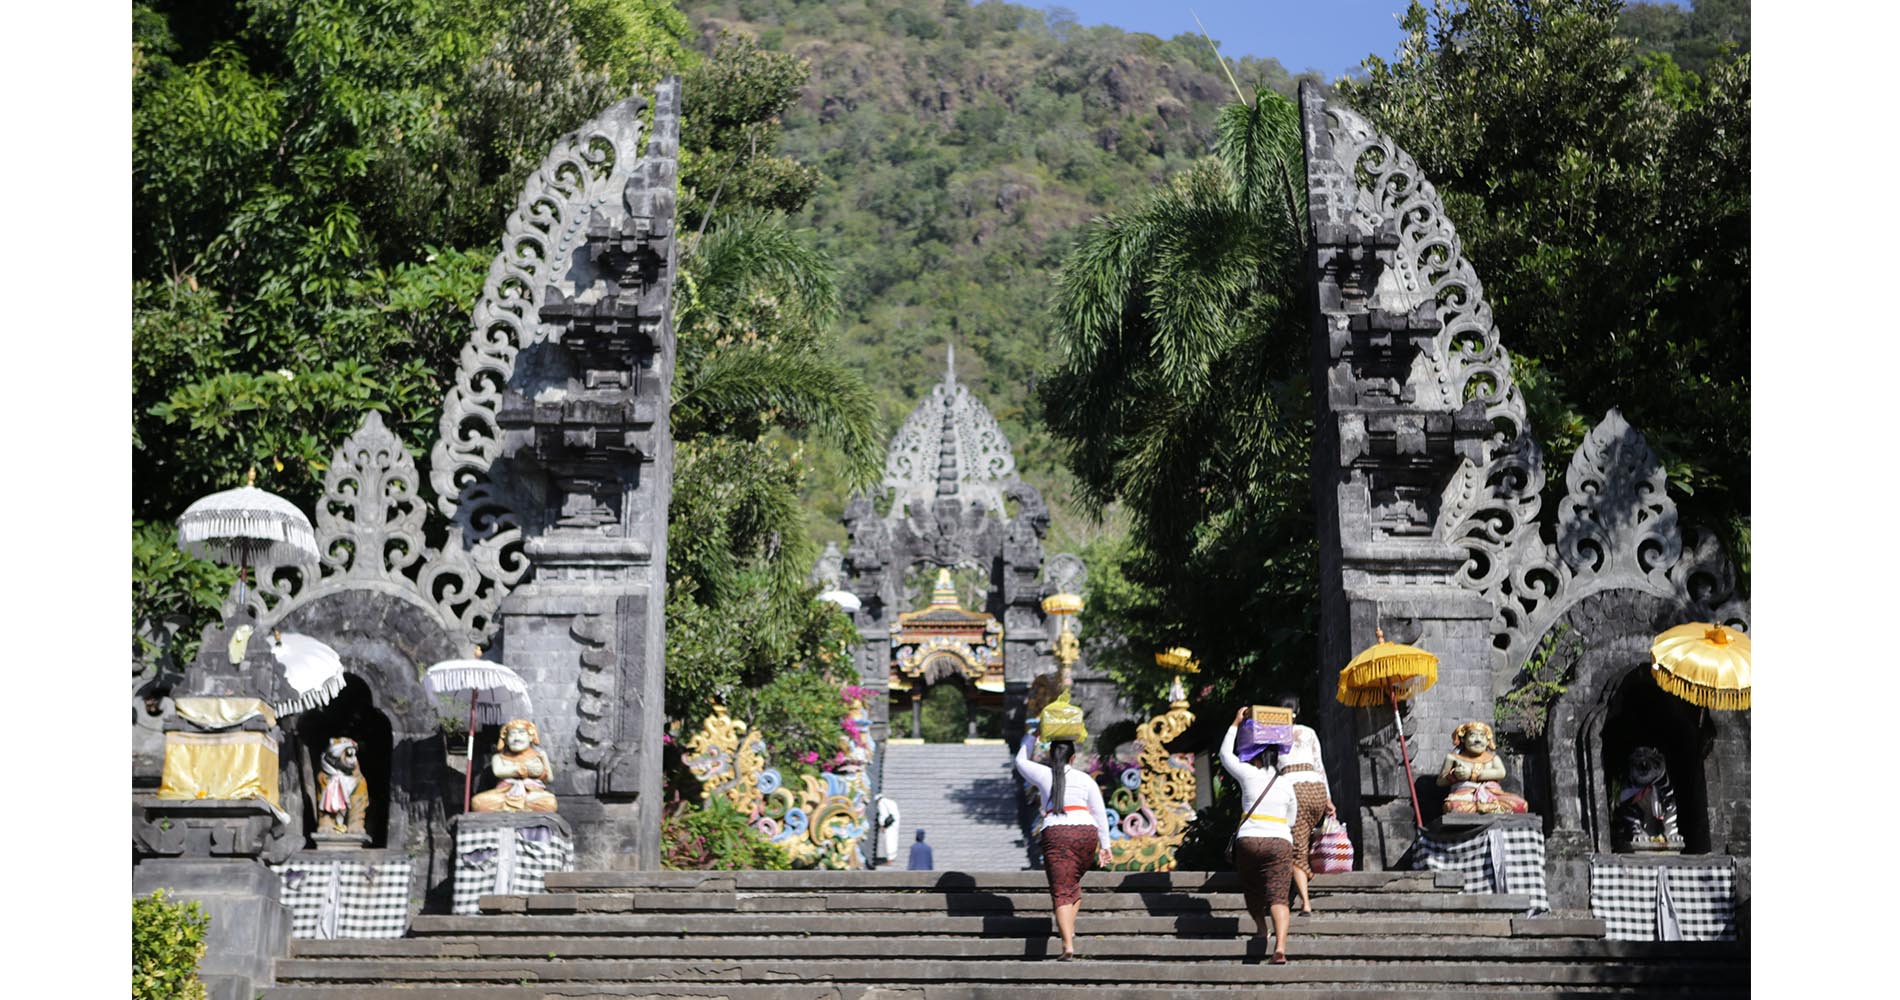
[907,828,934,871]
[877,795,901,868]
[1222,707,1301,965]
[1014,726,1113,961]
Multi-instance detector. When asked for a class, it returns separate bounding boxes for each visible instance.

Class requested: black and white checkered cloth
[452,820,575,915]
[273,858,413,939]
[1590,860,1736,941]
[1412,824,1550,913]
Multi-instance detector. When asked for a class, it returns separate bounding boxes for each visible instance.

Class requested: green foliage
[1495,624,1583,739]
[1173,765,1240,871]
[728,670,857,787]
[919,682,968,744]
[132,521,234,669]
[132,889,210,1000]
[1340,0,1750,584]
[660,795,793,870]
[683,1,1326,545]
[132,0,694,667]
[1039,89,1316,715]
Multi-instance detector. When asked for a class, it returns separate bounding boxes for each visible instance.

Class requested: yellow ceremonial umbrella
[1651,622,1750,711]
[1336,628,1439,829]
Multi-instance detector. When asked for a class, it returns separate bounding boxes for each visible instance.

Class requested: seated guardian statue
[470,719,559,813]
[1436,721,1528,815]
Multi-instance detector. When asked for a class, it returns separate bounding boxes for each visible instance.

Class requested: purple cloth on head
[1237,720,1293,760]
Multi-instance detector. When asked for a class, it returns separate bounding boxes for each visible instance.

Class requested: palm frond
[673,345,883,488]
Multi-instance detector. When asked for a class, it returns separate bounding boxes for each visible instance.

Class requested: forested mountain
[680,0,1749,556]
[679,0,1325,547]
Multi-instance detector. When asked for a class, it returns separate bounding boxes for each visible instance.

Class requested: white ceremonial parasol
[424,657,534,812]
[177,468,320,603]
[268,631,348,716]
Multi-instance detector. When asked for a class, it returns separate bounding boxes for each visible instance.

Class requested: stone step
[290,934,1739,963]
[270,956,1743,989]
[407,912,1602,939]
[266,985,1739,1000]
[475,889,1537,915]
[540,869,1460,893]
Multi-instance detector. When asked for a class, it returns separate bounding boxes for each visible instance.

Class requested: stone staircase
[876,742,1026,871]
[265,869,1748,998]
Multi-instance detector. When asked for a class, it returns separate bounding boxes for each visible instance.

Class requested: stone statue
[1613,746,1684,851]
[471,719,559,813]
[1437,721,1528,815]
[315,736,371,834]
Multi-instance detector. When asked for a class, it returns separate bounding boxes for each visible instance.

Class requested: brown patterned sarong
[1289,780,1330,877]
[1234,836,1293,918]
[1040,824,1099,907]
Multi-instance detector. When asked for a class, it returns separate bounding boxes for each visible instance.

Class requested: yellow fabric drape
[156,729,281,809]
[172,696,279,729]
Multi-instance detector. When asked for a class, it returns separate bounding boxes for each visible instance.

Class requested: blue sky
[1046,1,1686,80]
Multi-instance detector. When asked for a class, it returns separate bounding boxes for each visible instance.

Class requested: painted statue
[1436,721,1528,815]
[471,719,559,813]
[316,736,371,834]
[1613,746,1684,851]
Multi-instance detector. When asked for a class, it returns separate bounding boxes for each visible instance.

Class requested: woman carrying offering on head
[1222,707,1301,965]
[1274,694,1335,917]
[1014,727,1113,961]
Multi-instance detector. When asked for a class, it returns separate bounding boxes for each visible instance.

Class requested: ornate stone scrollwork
[1486,410,1745,669]
[881,344,1020,516]
[1314,98,1545,591]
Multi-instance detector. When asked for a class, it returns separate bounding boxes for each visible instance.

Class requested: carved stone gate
[1298,81,1749,908]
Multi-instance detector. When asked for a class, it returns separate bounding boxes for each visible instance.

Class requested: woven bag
[1310,815,1355,874]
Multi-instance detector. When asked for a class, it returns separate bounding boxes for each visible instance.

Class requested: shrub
[661,796,793,871]
[133,889,209,1000]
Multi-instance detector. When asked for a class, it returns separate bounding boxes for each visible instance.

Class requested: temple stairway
[875,741,1027,871]
[264,869,1748,998]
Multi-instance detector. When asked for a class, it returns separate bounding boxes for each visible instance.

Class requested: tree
[1339,0,1751,576]
[1039,91,1316,714]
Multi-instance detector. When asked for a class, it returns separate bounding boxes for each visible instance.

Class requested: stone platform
[263,868,1746,998]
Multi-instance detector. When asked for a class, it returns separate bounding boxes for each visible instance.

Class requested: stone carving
[1043,553,1087,600]
[881,344,1019,517]
[1437,721,1527,815]
[471,720,559,813]
[315,736,371,835]
[1483,410,1746,670]
[1613,746,1684,852]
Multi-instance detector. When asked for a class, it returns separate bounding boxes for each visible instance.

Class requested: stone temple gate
[837,348,1060,759]
[132,83,687,995]
[1297,81,1749,910]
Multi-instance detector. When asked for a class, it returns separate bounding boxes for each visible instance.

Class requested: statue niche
[294,674,393,847]
[1613,745,1685,852]
[315,736,372,837]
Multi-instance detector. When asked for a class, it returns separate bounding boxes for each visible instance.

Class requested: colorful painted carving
[470,720,558,813]
[1437,720,1528,815]
[1098,692,1197,871]
[315,736,370,834]
[681,693,873,869]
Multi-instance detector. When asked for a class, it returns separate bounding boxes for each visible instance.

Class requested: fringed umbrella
[1336,628,1439,829]
[1651,622,1750,711]
[177,468,319,604]
[268,632,348,716]
[424,656,534,812]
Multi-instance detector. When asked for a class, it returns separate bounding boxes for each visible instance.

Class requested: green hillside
[680,0,1322,549]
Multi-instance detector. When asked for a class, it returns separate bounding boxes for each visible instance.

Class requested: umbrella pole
[464,689,478,814]
[1391,689,1424,829]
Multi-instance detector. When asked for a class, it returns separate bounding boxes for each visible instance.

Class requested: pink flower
[661,733,673,744]
[801,751,820,764]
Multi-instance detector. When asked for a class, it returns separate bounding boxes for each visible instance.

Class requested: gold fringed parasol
[1336,628,1440,829]
[1651,622,1750,711]
[1337,634,1438,706]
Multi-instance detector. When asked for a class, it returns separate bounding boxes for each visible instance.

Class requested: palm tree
[1039,89,1316,707]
